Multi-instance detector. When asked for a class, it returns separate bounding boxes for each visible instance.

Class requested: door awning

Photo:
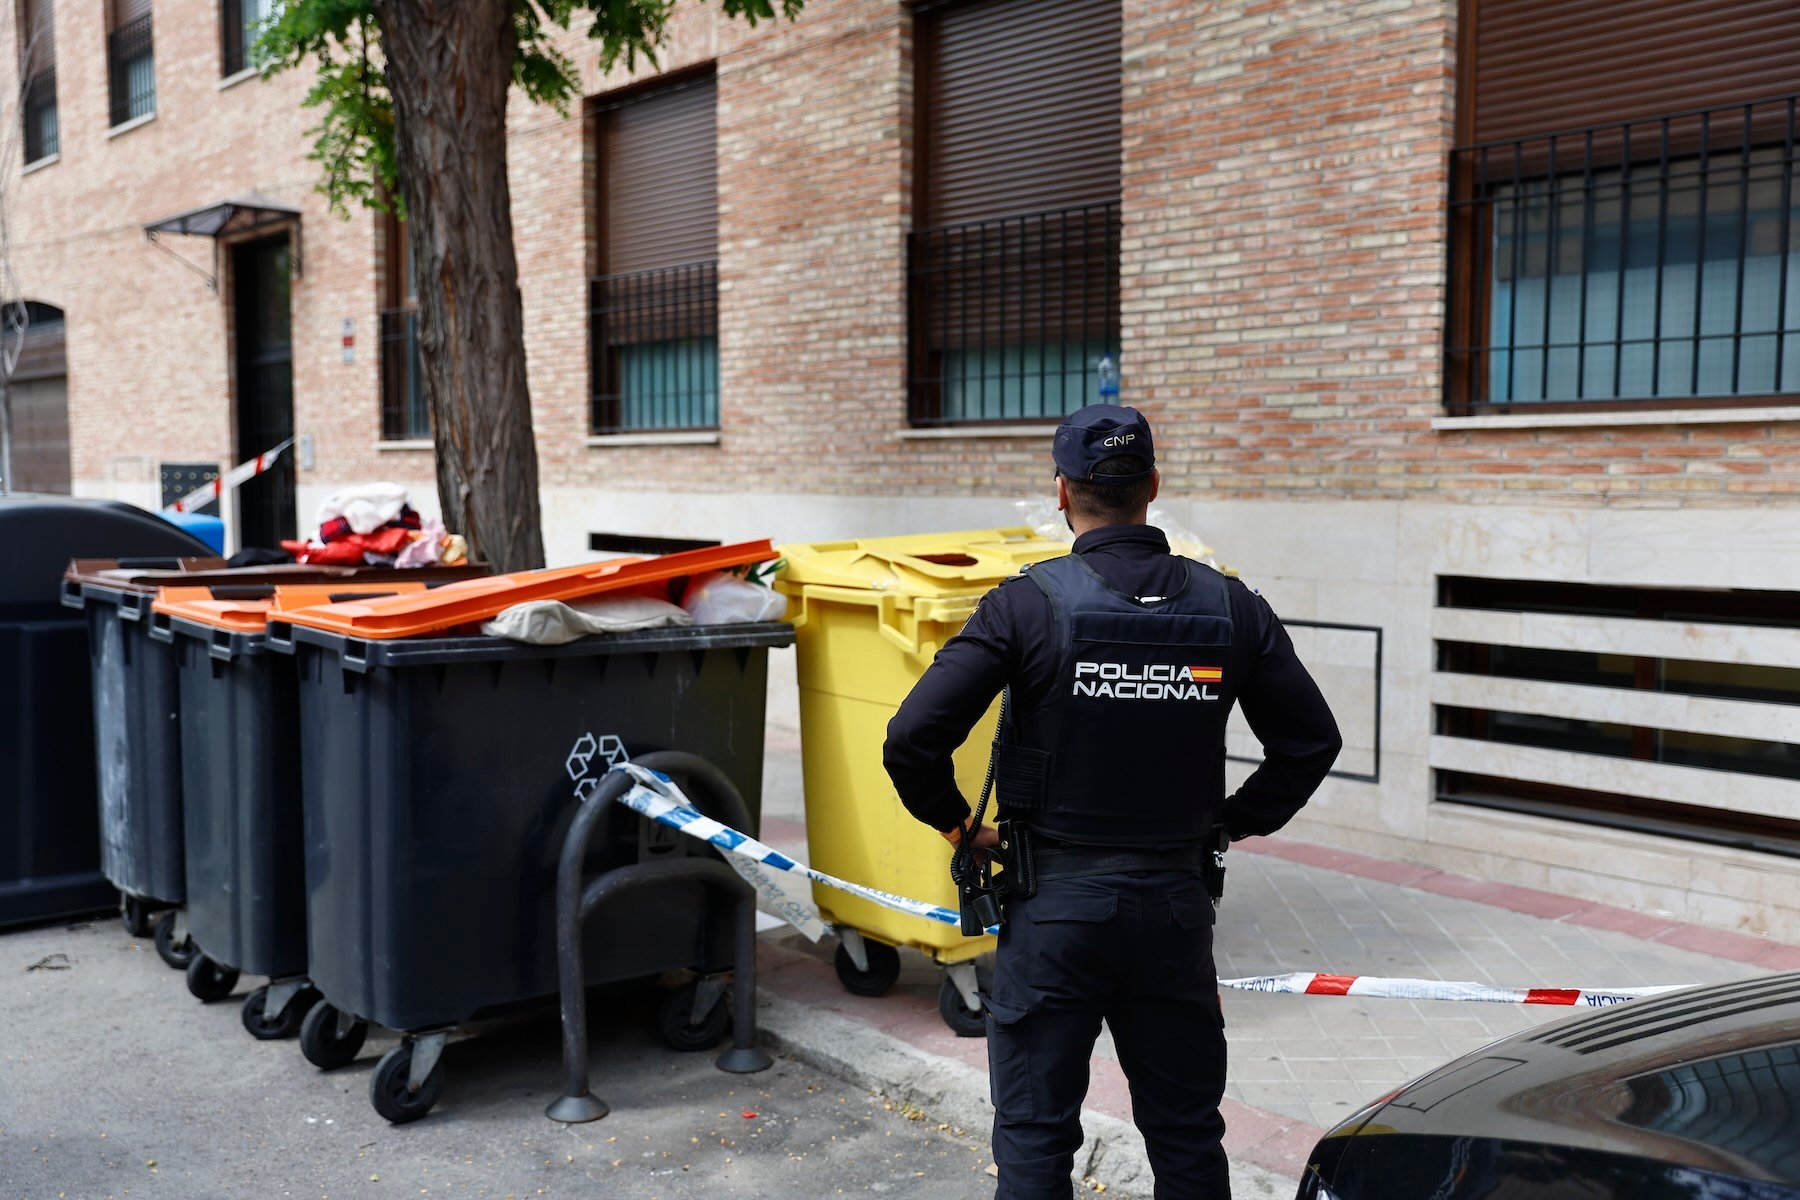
[142,196,301,292]
[144,195,300,239]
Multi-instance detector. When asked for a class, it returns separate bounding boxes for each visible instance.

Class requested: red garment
[280,526,414,565]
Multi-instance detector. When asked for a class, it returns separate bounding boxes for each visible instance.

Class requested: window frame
[587,68,721,437]
[1445,0,1800,416]
[105,2,156,128]
[905,0,1123,428]
[378,210,428,442]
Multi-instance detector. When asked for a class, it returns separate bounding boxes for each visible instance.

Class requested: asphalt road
[0,916,999,1200]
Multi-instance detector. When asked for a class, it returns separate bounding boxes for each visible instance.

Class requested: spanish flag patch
[1187,666,1223,682]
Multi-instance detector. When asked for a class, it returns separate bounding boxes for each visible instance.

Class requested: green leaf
[263,0,804,217]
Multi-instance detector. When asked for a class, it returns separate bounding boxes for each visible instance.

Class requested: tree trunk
[373,0,545,571]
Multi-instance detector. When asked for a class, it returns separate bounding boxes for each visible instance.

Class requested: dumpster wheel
[299,1002,369,1070]
[658,980,732,1052]
[371,1039,446,1124]
[937,965,993,1038]
[121,895,154,938]
[185,953,240,1003]
[833,939,901,997]
[242,984,321,1041]
[154,911,198,970]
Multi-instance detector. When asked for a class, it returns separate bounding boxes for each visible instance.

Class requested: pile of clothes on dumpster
[280,483,469,568]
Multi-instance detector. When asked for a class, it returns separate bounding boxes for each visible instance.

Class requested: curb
[756,988,1295,1198]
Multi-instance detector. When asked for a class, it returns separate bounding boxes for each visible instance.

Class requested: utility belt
[1034,840,1209,881]
[953,819,1231,935]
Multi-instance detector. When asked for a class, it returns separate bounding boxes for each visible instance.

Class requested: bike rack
[546,752,773,1124]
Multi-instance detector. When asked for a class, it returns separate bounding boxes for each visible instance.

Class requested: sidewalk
[750,731,1796,1197]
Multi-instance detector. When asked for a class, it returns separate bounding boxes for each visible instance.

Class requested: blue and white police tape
[614,766,1691,1008]
[617,764,986,932]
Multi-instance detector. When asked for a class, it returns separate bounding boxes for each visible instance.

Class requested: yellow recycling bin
[774,528,1066,1033]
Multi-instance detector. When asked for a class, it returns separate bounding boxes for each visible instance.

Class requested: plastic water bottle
[1096,354,1119,401]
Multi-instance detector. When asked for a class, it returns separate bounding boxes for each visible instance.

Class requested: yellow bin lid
[774,528,1066,655]
[774,528,1065,597]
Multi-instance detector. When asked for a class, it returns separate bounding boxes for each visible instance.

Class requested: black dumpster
[61,559,488,968]
[0,498,208,930]
[149,584,433,1037]
[269,616,792,1122]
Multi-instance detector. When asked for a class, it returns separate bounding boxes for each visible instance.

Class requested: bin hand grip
[785,585,981,656]
[785,585,921,655]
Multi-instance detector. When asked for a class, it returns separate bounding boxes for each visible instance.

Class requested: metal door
[233,236,294,550]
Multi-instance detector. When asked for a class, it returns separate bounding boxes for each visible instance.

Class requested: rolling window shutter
[1471,0,1800,143]
[21,0,53,69]
[921,0,1121,226]
[601,76,718,275]
[112,0,153,26]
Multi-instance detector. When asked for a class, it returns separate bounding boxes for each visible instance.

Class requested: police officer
[883,404,1342,1199]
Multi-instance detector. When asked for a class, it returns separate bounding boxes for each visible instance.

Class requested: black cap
[1052,404,1155,484]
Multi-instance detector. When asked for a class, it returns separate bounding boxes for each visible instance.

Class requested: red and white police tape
[1216,972,1685,1007]
[598,762,1699,1009]
[162,437,294,515]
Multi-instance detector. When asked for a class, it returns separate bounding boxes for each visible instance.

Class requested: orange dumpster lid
[273,539,779,640]
[153,582,433,633]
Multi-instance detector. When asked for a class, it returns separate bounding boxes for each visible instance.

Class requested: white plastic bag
[681,573,787,626]
[1011,498,1223,569]
[481,595,692,645]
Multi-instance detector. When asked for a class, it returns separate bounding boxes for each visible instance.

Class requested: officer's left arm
[881,580,1025,836]
[1217,585,1344,838]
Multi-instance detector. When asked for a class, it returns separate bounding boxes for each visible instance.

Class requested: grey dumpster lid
[0,495,209,608]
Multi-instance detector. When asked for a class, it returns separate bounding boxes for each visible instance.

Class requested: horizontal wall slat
[1430,735,1800,822]
[1432,608,1800,669]
[1432,672,1800,743]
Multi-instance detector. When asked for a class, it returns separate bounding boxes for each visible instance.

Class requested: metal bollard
[546,755,772,1124]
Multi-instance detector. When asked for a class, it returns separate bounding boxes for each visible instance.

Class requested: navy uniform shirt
[882,523,1343,837]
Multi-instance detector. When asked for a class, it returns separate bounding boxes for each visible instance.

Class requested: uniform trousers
[985,869,1229,1200]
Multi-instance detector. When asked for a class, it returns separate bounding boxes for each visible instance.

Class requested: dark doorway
[7,301,70,494]
[233,235,294,550]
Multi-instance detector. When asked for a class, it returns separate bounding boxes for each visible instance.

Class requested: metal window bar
[379,307,428,441]
[906,201,1121,427]
[106,13,155,127]
[21,68,56,162]
[1447,93,1800,413]
[588,259,719,434]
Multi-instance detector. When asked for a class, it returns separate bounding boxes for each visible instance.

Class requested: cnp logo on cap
[1053,404,1156,484]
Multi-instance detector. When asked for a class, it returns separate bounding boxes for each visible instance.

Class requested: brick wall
[7,0,1798,524]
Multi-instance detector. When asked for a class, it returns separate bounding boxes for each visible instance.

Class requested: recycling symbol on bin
[567,732,629,799]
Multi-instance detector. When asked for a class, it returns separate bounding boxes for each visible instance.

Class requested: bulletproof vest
[993,552,1235,848]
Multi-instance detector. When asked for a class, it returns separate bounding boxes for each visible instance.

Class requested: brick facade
[9,0,1797,512]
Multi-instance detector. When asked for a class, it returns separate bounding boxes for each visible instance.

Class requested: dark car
[1297,972,1800,1199]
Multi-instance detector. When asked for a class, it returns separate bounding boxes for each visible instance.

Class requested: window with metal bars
[106,10,155,127]
[18,0,55,161]
[22,67,55,161]
[590,73,719,434]
[1449,95,1800,413]
[221,0,278,77]
[908,0,1121,426]
[379,212,427,440]
[379,308,427,440]
[907,203,1120,425]
[589,261,718,434]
